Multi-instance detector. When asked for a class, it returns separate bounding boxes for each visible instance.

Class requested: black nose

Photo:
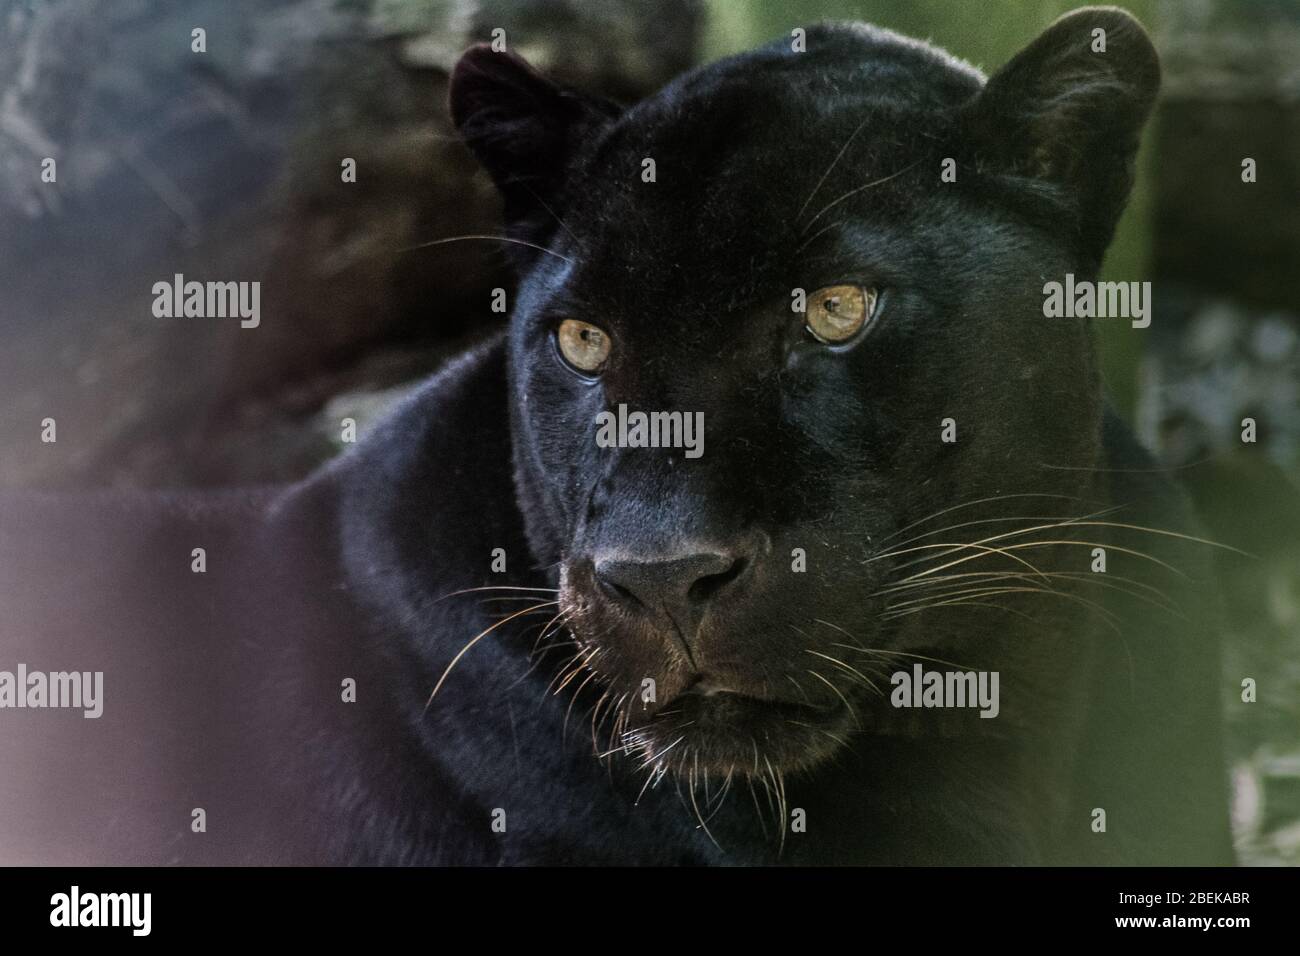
[594,549,749,621]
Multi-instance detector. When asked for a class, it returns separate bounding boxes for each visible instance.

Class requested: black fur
[0,9,1230,865]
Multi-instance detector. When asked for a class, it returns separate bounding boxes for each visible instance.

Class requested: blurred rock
[1144,0,1300,868]
[1153,0,1300,314]
[0,0,703,488]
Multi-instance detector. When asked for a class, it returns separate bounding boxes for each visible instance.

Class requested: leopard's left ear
[964,6,1159,261]
[450,44,621,256]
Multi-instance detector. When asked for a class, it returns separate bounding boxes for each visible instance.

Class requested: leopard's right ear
[963,7,1159,267]
[450,45,620,234]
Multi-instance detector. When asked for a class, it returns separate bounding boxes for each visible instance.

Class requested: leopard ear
[964,7,1159,263]
[450,45,620,243]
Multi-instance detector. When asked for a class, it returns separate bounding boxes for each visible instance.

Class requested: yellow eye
[556,319,612,373]
[805,285,877,343]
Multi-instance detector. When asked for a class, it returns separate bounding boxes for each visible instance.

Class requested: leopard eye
[556,319,612,373]
[805,285,878,344]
